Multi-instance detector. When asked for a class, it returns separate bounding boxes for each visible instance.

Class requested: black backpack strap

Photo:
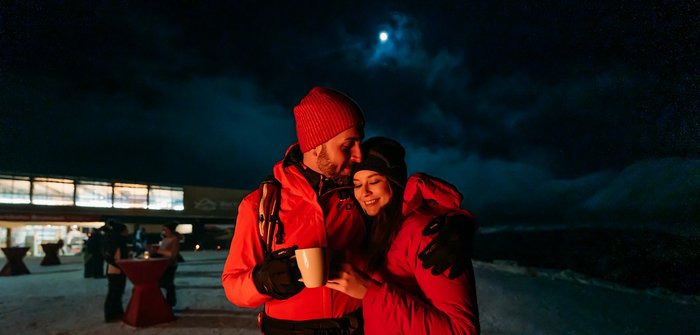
[257,175,284,256]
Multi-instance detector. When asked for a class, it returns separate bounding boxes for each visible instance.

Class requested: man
[222,86,475,334]
[132,226,146,258]
[152,223,181,306]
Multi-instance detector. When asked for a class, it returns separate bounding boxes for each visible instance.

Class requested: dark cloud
[1,1,697,230]
[401,140,699,233]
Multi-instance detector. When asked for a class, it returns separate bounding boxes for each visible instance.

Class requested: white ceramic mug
[295,247,327,288]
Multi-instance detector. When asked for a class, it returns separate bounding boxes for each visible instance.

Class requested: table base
[123,283,175,327]
[0,262,31,276]
[41,253,61,266]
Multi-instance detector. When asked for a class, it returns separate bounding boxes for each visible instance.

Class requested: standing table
[40,243,61,266]
[116,258,175,327]
[0,247,31,276]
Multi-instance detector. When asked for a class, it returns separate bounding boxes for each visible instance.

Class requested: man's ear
[313,145,322,157]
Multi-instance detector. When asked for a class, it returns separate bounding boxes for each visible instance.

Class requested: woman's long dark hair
[364,180,404,273]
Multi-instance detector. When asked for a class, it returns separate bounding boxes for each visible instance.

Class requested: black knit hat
[354,136,408,188]
[164,222,178,232]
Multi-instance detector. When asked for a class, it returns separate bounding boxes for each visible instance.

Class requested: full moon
[379,31,388,42]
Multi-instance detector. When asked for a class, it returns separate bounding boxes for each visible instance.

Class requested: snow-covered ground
[0,251,698,334]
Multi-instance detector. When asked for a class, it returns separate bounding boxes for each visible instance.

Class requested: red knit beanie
[294,86,365,153]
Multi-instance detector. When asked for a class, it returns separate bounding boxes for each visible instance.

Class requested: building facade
[0,172,249,256]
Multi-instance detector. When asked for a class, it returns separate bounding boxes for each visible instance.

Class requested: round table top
[116,258,172,283]
[1,247,30,257]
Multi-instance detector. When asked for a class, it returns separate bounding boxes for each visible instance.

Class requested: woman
[326,136,480,334]
[103,221,129,322]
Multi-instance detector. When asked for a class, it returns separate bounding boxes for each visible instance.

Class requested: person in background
[84,226,106,278]
[326,137,480,334]
[222,86,475,334]
[150,223,181,307]
[132,226,146,258]
[56,238,65,255]
[103,221,130,322]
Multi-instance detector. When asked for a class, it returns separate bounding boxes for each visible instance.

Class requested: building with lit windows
[0,172,250,257]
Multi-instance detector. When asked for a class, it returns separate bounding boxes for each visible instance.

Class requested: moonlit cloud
[367,12,426,67]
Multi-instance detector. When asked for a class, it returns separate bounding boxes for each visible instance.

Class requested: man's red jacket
[222,144,366,320]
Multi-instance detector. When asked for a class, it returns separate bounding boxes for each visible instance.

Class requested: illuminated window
[0,175,31,204]
[76,181,113,208]
[113,183,148,209]
[148,186,184,210]
[32,177,75,206]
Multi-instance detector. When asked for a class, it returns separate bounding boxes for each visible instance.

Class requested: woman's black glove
[419,214,477,279]
[253,246,304,300]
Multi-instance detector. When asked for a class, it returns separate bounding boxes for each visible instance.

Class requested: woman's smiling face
[353,170,393,217]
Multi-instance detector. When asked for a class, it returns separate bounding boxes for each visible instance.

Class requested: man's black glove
[418,214,477,279]
[253,246,305,300]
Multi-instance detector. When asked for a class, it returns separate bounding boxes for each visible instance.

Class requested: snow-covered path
[0,252,698,334]
[475,261,699,334]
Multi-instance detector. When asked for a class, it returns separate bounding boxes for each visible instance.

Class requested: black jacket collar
[284,145,341,197]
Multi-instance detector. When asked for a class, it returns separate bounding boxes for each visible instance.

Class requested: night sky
[1,1,698,230]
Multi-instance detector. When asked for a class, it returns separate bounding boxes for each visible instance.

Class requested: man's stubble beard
[317,144,352,185]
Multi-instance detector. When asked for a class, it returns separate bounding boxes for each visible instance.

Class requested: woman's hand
[325,263,374,299]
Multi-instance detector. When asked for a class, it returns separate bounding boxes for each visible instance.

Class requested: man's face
[316,127,362,182]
